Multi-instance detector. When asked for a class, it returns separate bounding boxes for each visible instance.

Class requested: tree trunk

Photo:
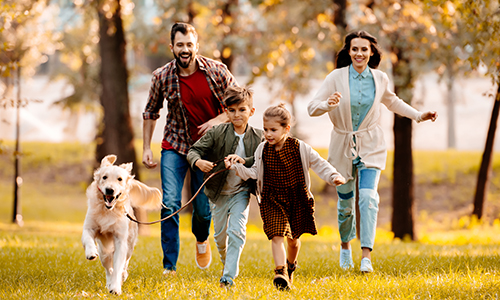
[472,81,500,219]
[95,0,139,177]
[332,0,347,66]
[96,1,146,232]
[219,0,238,71]
[391,115,415,240]
[446,61,456,149]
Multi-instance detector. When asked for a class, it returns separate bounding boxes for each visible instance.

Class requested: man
[142,22,238,275]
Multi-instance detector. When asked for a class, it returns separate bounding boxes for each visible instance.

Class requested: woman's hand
[421,111,438,122]
[327,92,342,106]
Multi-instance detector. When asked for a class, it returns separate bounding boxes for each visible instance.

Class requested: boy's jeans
[210,191,250,280]
[160,149,211,271]
[336,160,381,250]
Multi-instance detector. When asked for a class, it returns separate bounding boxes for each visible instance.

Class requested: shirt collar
[349,64,370,79]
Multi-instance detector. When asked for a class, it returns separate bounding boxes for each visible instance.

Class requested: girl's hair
[335,31,382,69]
[263,102,292,128]
[224,86,254,108]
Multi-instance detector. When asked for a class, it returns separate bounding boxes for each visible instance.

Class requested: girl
[225,103,346,290]
[308,31,437,273]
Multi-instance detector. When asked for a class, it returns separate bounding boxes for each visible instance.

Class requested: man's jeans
[336,160,381,250]
[160,149,211,271]
[210,191,250,280]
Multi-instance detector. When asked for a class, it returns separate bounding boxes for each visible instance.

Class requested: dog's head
[93,155,134,210]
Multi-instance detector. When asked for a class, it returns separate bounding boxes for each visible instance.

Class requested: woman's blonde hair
[263,102,293,128]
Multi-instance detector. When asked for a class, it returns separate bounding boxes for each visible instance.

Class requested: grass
[1,141,500,298]
[1,221,500,299]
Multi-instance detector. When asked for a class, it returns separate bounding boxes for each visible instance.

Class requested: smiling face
[349,37,374,73]
[170,31,199,69]
[263,117,290,150]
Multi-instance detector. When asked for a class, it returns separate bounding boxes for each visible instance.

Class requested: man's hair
[170,22,198,44]
[224,86,254,108]
[335,30,382,69]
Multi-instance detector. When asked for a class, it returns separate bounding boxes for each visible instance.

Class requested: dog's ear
[101,155,117,167]
[119,162,133,174]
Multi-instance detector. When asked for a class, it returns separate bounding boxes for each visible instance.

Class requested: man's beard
[174,51,194,69]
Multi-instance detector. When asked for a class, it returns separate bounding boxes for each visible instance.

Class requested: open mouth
[103,194,121,209]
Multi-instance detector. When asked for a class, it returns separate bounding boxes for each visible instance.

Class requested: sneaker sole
[273,277,290,290]
[195,255,212,270]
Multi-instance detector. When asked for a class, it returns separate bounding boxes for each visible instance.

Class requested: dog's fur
[81,155,162,295]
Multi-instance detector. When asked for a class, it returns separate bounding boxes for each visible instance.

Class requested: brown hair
[263,102,292,128]
[335,30,382,69]
[224,86,254,108]
[170,22,198,44]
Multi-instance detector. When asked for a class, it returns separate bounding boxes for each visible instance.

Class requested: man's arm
[142,119,157,169]
[197,112,229,136]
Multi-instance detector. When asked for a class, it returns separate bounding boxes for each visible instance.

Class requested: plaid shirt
[143,55,238,155]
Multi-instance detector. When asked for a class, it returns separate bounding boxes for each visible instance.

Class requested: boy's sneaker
[339,248,354,270]
[287,260,297,284]
[273,266,290,291]
[360,257,374,273]
[162,269,177,277]
[195,240,212,269]
[219,276,234,288]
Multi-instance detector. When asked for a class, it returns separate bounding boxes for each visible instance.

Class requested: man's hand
[142,149,157,169]
[197,113,229,136]
[195,159,215,173]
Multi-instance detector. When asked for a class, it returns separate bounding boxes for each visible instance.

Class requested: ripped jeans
[336,160,381,250]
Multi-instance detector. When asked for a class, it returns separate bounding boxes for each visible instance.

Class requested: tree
[92,0,139,178]
[1,0,59,225]
[458,0,500,219]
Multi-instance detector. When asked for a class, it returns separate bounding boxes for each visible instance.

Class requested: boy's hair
[263,102,293,128]
[224,86,254,108]
[170,22,198,44]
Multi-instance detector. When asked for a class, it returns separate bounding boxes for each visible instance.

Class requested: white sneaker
[339,248,354,270]
[360,258,373,273]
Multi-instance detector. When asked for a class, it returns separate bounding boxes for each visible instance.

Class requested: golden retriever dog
[81,155,161,295]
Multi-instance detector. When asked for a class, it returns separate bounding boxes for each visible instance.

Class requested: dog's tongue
[105,195,115,203]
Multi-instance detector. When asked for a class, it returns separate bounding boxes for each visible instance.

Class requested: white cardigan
[308,66,423,181]
[231,139,342,202]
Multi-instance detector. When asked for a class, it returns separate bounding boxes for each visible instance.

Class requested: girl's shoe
[339,248,354,270]
[360,257,373,273]
[273,266,290,290]
[287,260,297,283]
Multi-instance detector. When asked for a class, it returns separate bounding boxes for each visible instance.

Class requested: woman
[308,31,437,273]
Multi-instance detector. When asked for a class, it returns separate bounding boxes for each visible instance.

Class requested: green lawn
[1,141,500,298]
[1,221,500,299]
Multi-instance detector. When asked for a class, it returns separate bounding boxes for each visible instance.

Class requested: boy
[187,86,263,287]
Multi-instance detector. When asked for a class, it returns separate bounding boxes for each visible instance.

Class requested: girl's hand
[225,154,245,165]
[421,111,438,122]
[333,175,346,186]
[195,159,214,173]
[327,92,342,106]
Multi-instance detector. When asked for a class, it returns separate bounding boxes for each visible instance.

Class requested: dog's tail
[129,179,162,210]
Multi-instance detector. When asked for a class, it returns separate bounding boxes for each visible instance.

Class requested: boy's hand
[333,175,346,186]
[195,159,214,173]
[224,154,245,168]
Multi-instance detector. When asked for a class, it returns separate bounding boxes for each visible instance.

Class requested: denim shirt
[349,64,375,132]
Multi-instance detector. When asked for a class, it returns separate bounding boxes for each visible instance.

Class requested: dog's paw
[85,252,98,261]
[109,284,122,295]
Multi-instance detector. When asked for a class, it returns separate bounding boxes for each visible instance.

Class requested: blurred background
[1,0,499,240]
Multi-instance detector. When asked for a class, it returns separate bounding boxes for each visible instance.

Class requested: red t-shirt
[162,69,220,150]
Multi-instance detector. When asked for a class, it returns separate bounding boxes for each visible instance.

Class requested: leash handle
[127,167,228,225]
